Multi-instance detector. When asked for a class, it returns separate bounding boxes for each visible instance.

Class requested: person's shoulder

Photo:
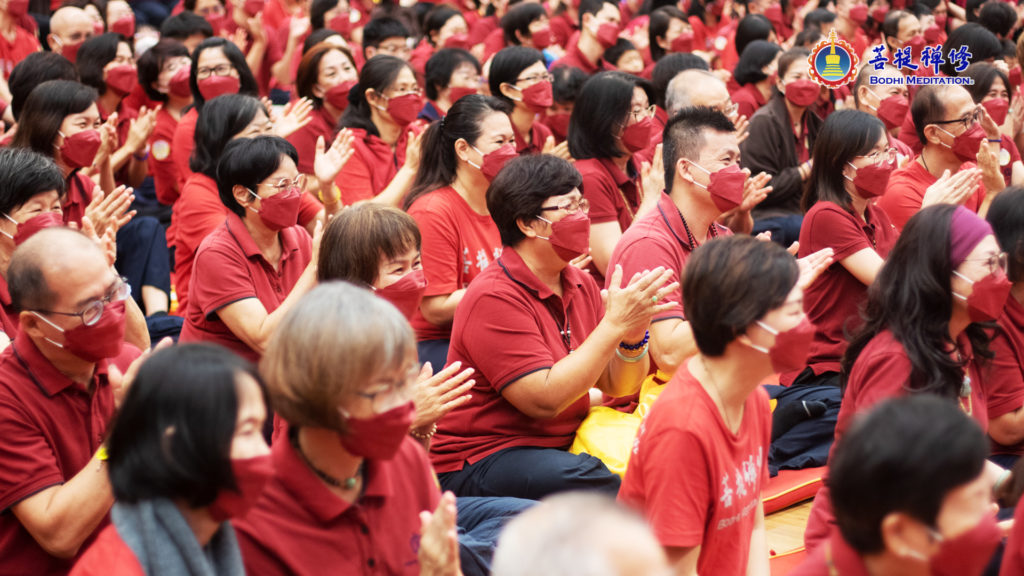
[70,524,145,576]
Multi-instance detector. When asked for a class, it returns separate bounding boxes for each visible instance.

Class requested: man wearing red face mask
[0,227,144,575]
[879,85,1001,231]
[47,7,95,64]
[0,0,40,80]
[793,396,1001,576]
[853,63,915,162]
[550,0,621,75]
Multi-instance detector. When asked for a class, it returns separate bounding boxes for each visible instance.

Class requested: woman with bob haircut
[804,204,1009,551]
[431,154,676,501]
[179,136,329,362]
[731,40,782,121]
[334,55,425,207]
[288,42,359,178]
[233,282,461,575]
[620,236,808,576]
[403,94,514,371]
[409,5,469,76]
[71,344,271,576]
[489,46,565,157]
[570,71,658,280]
[420,48,482,123]
[136,39,192,206]
[793,396,998,576]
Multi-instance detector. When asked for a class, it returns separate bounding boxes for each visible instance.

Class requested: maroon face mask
[33,299,127,363]
[518,80,553,113]
[537,211,591,261]
[169,65,192,98]
[595,22,619,48]
[339,400,416,460]
[208,455,274,522]
[58,129,102,170]
[469,143,517,182]
[3,211,64,246]
[846,160,894,199]
[748,317,816,373]
[384,92,423,127]
[689,160,747,213]
[110,14,135,37]
[941,123,986,163]
[620,117,653,154]
[328,13,351,35]
[930,513,1003,576]
[784,79,820,108]
[447,85,478,104]
[532,27,554,49]
[670,30,695,52]
[982,98,1009,126]
[376,269,427,320]
[250,186,302,231]
[106,64,138,96]
[197,74,240,101]
[847,3,868,24]
[871,93,909,130]
[953,269,1012,323]
[324,80,357,111]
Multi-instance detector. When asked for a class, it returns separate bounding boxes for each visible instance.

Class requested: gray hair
[666,69,722,118]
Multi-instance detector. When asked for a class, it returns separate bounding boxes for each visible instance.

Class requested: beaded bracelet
[616,344,649,363]
[619,330,650,351]
[410,423,438,440]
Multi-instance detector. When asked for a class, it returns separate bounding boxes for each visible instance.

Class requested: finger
[787,241,800,255]
[607,264,624,291]
[439,378,476,404]
[439,391,474,414]
[632,266,667,292]
[438,370,475,394]
[641,268,675,295]
[415,361,434,384]
[653,301,678,313]
[427,360,463,384]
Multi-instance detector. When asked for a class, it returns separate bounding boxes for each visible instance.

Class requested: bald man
[665,69,748,143]
[0,227,145,574]
[47,6,94,63]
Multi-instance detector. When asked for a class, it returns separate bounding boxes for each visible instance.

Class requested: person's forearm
[650,319,697,376]
[98,157,116,196]
[109,143,136,175]
[246,39,267,76]
[370,164,417,207]
[126,156,147,188]
[249,264,318,354]
[532,319,627,418]
[272,39,299,86]
[746,503,770,576]
[421,290,465,326]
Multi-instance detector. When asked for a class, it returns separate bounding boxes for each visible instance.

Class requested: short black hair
[733,39,782,86]
[362,16,410,57]
[303,28,341,55]
[940,23,1002,77]
[0,148,66,215]
[651,52,708,108]
[76,33,130,96]
[569,71,653,160]
[502,2,546,46]
[803,110,884,212]
[602,38,637,69]
[803,8,835,29]
[310,0,342,30]
[987,186,1024,283]
[830,395,988,554]
[107,343,268,507]
[577,0,617,29]
[191,94,265,178]
[159,12,213,41]
[648,6,686,63]
[793,26,822,49]
[217,136,299,218]
[424,47,480,101]
[978,1,1015,38]
[735,14,774,60]
[489,46,545,106]
[911,84,954,146]
[487,154,582,247]
[8,53,79,121]
[11,80,98,158]
[137,39,190,102]
[662,107,735,194]
[422,5,462,47]
[551,65,588,104]
[190,37,259,108]
[684,235,798,356]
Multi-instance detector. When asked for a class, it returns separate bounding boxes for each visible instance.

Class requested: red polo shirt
[170,173,226,315]
[0,332,140,575]
[549,12,577,49]
[149,108,180,206]
[1004,495,1024,576]
[733,82,767,121]
[0,274,18,340]
[576,157,642,232]
[179,213,313,362]
[0,26,39,79]
[286,106,337,176]
[61,172,96,227]
[986,296,1024,456]
[408,186,502,342]
[513,120,553,156]
[233,423,440,575]
[333,126,422,205]
[550,42,599,75]
[878,157,986,230]
[409,38,434,77]
[782,201,898,384]
[430,248,604,474]
[69,525,144,576]
[609,192,730,324]
[618,365,771,576]
[171,108,199,190]
[790,528,870,576]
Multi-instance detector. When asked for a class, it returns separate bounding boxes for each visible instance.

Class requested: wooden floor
[766,501,813,554]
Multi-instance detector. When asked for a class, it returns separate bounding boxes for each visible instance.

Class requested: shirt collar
[225,212,302,265]
[497,247,585,305]
[11,330,109,397]
[598,157,638,187]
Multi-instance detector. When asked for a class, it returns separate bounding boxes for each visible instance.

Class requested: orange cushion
[762,466,826,514]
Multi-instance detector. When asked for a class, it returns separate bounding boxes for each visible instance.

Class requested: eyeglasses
[385,86,422,98]
[196,63,234,80]
[355,363,420,413]
[196,5,225,16]
[540,197,590,214]
[857,147,898,166]
[517,72,554,85]
[34,276,131,327]
[377,43,412,57]
[963,252,1008,274]
[933,109,982,132]
[260,174,306,192]
[715,102,738,116]
[630,104,656,122]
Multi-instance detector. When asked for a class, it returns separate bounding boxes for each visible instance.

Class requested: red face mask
[324,80,357,111]
[670,30,695,52]
[537,211,591,261]
[924,24,943,44]
[5,0,28,17]
[381,92,423,127]
[870,5,887,22]
[243,0,265,16]
[443,32,470,50]
[447,85,478,104]
[1011,66,1023,90]
[930,513,1003,576]
[377,269,427,320]
[339,400,415,460]
[208,455,274,522]
[784,79,819,107]
[205,13,227,34]
[110,14,135,37]
[942,123,986,163]
[847,3,868,24]
[953,269,1013,323]
[169,65,192,98]
[982,98,1009,126]
[58,129,102,170]
[197,74,240,101]
[4,211,64,246]
[748,317,815,373]
[250,186,302,231]
[532,27,554,49]
[846,160,894,198]
[763,3,784,28]
[621,116,653,154]
[906,34,927,60]
[59,39,84,63]
[470,143,517,182]
[518,80,553,112]
[595,22,619,48]
[33,299,127,363]
[328,14,351,35]
[92,19,105,35]
[105,64,138,96]
[934,13,948,28]
[689,160,747,212]
[545,111,571,140]
[871,93,909,130]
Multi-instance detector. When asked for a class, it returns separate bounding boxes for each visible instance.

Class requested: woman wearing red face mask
[420,48,482,123]
[963,62,1024,188]
[571,71,659,283]
[71,344,272,576]
[334,55,426,207]
[804,204,1009,556]
[77,33,158,190]
[137,40,193,206]
[234,282,463,575]
[740,47,823,247]
[490,46,570,159]
[620,236,806,576]
[289,43,359,181]
[402,95,514,373]
[792,396,1000,576]
[410,5,470,77]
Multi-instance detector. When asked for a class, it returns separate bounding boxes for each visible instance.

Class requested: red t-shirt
[878,158,986,230]
[550,42,599,75]
[790,528,870,576]
[513,120,553,156]
[0,274,18,340]
[732,83,767,122]
[481,27,506,62]
[783,201,898,383]
[69,525,145,576]
[286,106,337,175]
[171,107,199,190]
[61,172,97,227]
[0,26,39,79]
[408,186,502,342]
[171,173,226,315]
[467,15,498,47]
[233,423,440,575]
[179,213,313,362]
[430,248,604,473]
[986,296,1024,456]
[148,108,180,206]
[999,138,1021,187]
[333,126,421,205]
[409,38,434,77]
[576,157,642,233]
[549,12,577,49]
[0,333,139,575]
[618,365,772,576]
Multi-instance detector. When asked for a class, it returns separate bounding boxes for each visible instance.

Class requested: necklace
[700,355,740,432]
[920,151,932,174]
[291,428,362,490]
[675,206,718,251]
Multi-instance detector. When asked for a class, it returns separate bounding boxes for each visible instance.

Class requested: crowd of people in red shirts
[5,0,1024,573]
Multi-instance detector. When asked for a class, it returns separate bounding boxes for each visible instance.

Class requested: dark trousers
[115,215,171,309]
[439,447,621,501]
[752,214,804,248]
[456,497,533,576]
[417,339,450,374]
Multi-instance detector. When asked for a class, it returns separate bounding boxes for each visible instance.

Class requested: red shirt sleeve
[612,237,684,322]
[879,171,926,230]
[175,182,228,255]
[802,203,872,261]
[335,143,377,205]
[410,194,465,298]
[578,162,621,225]
[171,111,197,187]
[985,326,1024,419]
[148,113,179,205]
[190,243,259,318]
[298,192,322,227]
[0,393,65,511]
[69,525,145,576]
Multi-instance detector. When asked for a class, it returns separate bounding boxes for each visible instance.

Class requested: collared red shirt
[790,528,871,576]
[550,42,599,75]
[512,120,553,156]
[987,295,1024,456]
[576,157,642,232]
[879,157,986,231]
[286,106,337,175]
[61,172,97,228]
